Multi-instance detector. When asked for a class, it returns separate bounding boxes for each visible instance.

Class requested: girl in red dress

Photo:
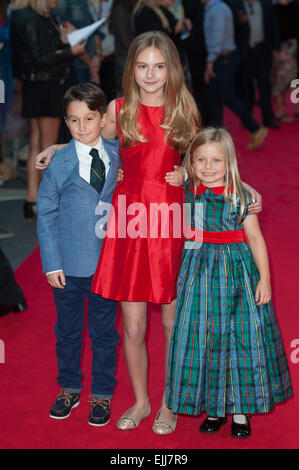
[91,31,200,434]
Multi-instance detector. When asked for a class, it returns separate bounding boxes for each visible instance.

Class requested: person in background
[10,0,86,219]
[0,0,13,158]
[202,0,268,150]
[133,0,186,45]
[295,0,299,118]
[228,0,281,129]
[162,0,192,37]
[272,0,298,122]
[160,0,192,69]
[9,1,38,212]
[88,0,116,102]
[0,245,27,315]
[54,0,103,84]
[182,0,208,125]
[110,0,137,97]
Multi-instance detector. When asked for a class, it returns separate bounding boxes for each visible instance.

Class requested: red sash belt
[186,228,247,244]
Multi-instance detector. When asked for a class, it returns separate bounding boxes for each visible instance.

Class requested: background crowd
[1,0,299,155]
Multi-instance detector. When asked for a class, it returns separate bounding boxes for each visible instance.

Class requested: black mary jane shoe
[199,416,228,434]
[23,201,37,219]
[231,415,251,439]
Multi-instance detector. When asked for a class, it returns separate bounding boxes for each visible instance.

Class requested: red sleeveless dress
[92,98,184,303]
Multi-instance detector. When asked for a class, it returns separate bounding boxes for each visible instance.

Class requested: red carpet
[1,103,299,450]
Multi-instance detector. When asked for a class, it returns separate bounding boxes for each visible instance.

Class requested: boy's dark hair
[63,83,107,117]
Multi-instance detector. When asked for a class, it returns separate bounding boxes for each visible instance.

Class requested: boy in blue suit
[37,83,121,426]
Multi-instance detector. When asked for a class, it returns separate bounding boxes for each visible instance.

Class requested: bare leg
[160,299,176,411]
[275,93,293,121]
[26,117,61,206]
[152,299,177,434]
[26,118,41,204]
[38,116,61,149]
[117,301,150,428]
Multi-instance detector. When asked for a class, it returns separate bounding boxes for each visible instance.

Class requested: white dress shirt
[75,136,110,182]
[46,137,110,275]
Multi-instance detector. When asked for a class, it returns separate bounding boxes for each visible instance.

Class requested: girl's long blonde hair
[118,30,201,152]
[29,0,49,15]
[133,0,170,31]
[183,127,247,220]
[11,0,30,9]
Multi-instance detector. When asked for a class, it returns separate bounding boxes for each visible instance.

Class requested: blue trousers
[53,275,119,398]
[207,51,260,133]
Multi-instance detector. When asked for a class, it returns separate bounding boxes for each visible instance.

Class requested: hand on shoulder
[242,182,262,214]
[35,144,66,170]
[165,165,185,187]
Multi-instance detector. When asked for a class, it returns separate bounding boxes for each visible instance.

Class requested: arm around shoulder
[102,99,117,140]
[242,181,262,214]
[35,143,68,169]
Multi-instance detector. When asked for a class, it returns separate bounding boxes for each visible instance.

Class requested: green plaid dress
[165,182,292,417]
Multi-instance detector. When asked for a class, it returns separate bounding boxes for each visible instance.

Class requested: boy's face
[65,101,106,147]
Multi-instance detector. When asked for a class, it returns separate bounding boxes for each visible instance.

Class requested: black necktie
[90,148,106,194]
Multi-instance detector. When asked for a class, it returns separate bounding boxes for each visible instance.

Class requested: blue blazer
[37,137,121,277]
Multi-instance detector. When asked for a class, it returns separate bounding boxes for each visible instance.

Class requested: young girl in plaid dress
[165,128,293,438]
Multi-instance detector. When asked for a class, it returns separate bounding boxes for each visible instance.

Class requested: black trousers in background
[99,54,116,104]
[207,51,260,133]
[236,43,275,126]
[0,246,27,314]
[186,49,209,126]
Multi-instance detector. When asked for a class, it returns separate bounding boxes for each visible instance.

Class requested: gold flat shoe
[152,408,177,435]
[116,404,151,431]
